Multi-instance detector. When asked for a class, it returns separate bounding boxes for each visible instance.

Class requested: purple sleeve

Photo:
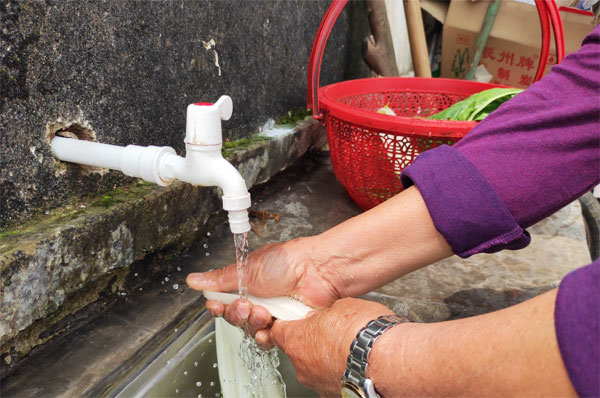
[401,146,531,257]
[555,260,599,397]
[401,26,600,256]
[453,26,600,229]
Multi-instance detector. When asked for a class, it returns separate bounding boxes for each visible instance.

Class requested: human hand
[186,237,344,343]
[269,297,394,396]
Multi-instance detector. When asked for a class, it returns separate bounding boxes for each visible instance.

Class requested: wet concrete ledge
[0,118,327,373]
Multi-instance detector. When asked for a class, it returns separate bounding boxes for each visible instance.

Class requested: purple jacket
[401,26,600,396]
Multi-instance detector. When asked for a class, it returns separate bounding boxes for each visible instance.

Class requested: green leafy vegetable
[427,87,523,121]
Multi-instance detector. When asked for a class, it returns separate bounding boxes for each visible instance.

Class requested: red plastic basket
[308,0,563,211]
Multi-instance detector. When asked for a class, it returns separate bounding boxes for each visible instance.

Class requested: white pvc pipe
[51,136,125,171]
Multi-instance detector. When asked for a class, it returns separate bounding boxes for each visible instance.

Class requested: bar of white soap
[203,291,313,321]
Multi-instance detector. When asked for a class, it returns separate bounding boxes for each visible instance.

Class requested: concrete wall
[0,0,370,373]
[0,0,368,229]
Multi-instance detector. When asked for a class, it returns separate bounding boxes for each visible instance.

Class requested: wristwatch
[341,314,410,398]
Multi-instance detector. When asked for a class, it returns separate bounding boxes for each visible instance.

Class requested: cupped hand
[269,297,394,396]
[186,237,344,341]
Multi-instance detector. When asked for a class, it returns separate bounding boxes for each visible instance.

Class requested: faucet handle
[215,95,233,121]
[185,95,233,146]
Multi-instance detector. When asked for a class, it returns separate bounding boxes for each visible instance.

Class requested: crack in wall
[201,38,222,77]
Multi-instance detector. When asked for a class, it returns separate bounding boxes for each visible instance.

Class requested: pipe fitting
[227,209,251,234]
[222,193,251,212]
[223,193,252,234]
[121,145,176,186]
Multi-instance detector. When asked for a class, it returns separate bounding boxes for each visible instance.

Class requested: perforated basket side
[326,115,461,210]
[322,80,491,210]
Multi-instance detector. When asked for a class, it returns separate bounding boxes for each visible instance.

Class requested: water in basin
[113,310,317,398]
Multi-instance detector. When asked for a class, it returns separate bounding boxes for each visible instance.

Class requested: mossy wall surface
[0,0,368,228]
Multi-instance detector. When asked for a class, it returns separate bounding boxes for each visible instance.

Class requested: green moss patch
[275,107,312,125]
[222,135,271,158]
[0,230,20,239]
[0,180,157,251]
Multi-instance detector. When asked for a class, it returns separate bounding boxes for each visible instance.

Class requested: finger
[255,329,274,349]
[269,319,291,349]
[205,300,225,317]
[186,264,238,292]
[248,305,274,333]
[224,299,253,327]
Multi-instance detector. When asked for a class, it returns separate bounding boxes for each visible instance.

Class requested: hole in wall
[48,121,107,176]
[53,123,96,141]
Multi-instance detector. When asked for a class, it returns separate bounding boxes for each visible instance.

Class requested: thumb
[271,310,320,349]
[269,319,293,350]
[186,264,238,292]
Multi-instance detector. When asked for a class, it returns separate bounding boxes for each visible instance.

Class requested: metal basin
[113,310,317,398]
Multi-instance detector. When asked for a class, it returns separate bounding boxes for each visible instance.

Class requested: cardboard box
[440,0,597,88]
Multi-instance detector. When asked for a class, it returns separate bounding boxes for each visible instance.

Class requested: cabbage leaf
[427,87,523,121]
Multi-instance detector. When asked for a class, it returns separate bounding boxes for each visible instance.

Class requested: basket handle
[534,0,565,82]
[307,0,565,119]
[307,0,348,121]
[549,0,566,64]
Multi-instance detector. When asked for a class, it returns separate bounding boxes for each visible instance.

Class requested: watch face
[342,382,367,398]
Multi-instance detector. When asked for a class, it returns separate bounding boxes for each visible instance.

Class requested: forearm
[308,186,452,298]
[369,289,576,397]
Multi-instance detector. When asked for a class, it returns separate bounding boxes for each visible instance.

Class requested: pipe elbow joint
[217,161,251,210]
[165,150,251,234]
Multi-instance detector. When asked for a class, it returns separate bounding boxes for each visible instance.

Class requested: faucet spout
[204,157,252,236]
[159,145,251,233]
[212,157,252,204]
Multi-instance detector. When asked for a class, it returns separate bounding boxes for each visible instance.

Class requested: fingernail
[188,273,210,287]
[238,304,251,321]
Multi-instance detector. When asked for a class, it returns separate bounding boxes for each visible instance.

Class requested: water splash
[238,335,286,397]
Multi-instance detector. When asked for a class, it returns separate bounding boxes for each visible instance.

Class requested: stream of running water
[233,232,286,398]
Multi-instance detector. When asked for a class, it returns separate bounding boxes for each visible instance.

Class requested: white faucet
[51,96,251,234]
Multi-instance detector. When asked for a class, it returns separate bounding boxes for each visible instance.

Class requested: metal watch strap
[342,314,410,397]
